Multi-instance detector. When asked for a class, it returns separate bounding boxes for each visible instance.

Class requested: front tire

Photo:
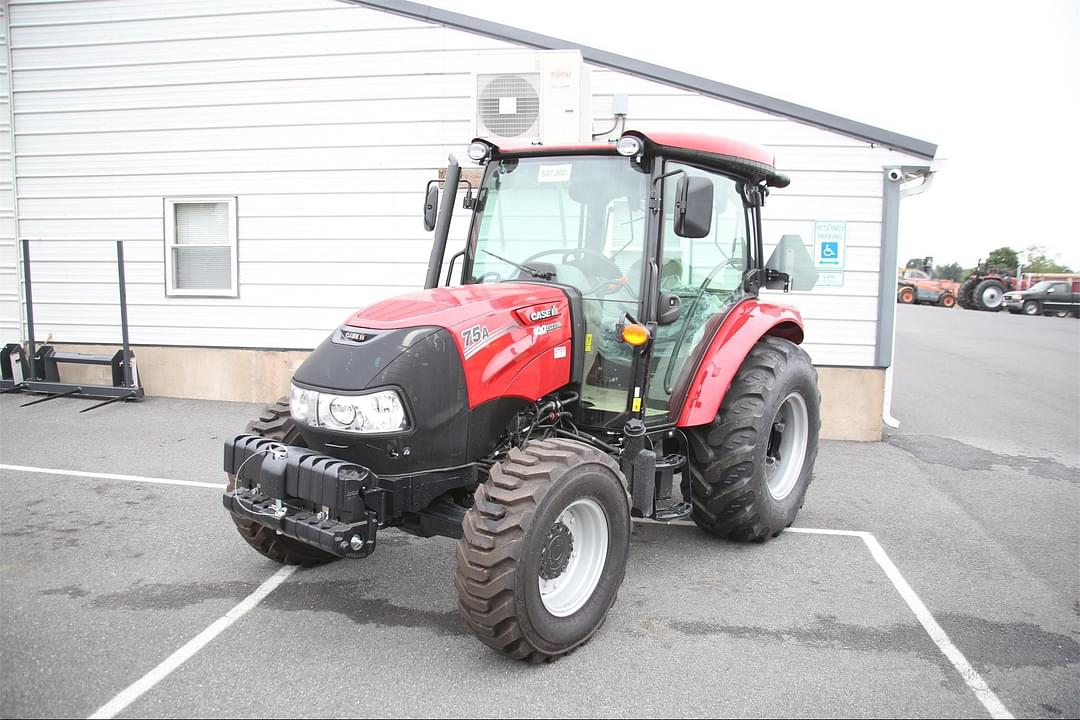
[958,278,978,308]
[687,336,821,541]
[939,293,956,308]
[898,287,916,304]
[1023,300,1041,316]
[455,439,630,662]
[226,399,338,566]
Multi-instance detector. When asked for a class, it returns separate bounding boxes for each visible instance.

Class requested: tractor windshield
[467,155,650,424]
[467,155,649,296]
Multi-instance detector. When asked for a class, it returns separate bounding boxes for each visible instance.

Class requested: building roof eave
[345,0,938,161]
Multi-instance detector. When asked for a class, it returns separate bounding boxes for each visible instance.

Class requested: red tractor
[223,131,821,661]
[957,259,1017,311]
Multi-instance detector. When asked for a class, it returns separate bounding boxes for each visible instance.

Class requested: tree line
[905,246,1073,282]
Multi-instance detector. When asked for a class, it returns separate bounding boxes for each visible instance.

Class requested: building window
[164,197,238,297]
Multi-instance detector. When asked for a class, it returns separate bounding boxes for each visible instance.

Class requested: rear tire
[898,287,916,304]
[226,399,338,566]
[939,293,956,308]
[687,336,821,541]
[974,279,1006,311]
[455,439,630,662]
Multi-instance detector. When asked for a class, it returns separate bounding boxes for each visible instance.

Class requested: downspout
[877,167,903,429]
[878,166,934,430]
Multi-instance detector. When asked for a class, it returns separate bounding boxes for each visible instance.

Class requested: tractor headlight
[290,384,409,434]
[615,135,643,157]
[467,141,491,163]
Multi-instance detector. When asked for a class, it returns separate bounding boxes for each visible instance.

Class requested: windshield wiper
[480,249,555,280]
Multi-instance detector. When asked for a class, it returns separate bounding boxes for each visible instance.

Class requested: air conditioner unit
[473,50,591,147]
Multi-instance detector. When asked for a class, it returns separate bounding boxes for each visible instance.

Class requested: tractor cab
[428,130,792,432]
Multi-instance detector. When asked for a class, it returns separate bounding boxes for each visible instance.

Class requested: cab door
[1044,282,1069,313]
[643,161,753,422]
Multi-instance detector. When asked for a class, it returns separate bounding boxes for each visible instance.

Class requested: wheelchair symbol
[821,242,838,258]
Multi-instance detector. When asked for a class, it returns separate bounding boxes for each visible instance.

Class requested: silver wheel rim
[538,498,608,617]
[764,393,809,500]
[1024,302,1039,315]
[982,286,1003,308]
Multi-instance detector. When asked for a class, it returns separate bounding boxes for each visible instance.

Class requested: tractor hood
[289,281,576,474]
[343,283,567,331]
[295,282,569,396]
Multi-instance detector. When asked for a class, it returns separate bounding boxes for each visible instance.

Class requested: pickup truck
[1003,279,1080,317]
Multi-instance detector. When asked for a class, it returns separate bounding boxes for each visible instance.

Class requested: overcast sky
[433,0,1080,271]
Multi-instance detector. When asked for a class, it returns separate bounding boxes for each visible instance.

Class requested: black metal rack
[1,239,144,412]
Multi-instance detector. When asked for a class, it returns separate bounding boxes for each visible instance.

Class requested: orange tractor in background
[897,257,959,308]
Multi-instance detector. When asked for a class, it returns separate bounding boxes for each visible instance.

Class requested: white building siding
[7,0,924,366]
[0,5,19,345]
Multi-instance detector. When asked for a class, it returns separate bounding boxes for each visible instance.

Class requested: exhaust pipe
[424,155,461,290]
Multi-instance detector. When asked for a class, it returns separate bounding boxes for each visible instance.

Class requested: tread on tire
[686,336,821,542]
[455,438,630,662]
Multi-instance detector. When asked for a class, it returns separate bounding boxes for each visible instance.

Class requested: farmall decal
[532,321,563,337]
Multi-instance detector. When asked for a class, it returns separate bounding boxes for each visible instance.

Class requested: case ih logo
[528,306,560,322]
[336,328,376,345]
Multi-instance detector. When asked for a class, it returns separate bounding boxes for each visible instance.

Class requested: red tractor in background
[957,259,1018,311]
[222,131,821,662]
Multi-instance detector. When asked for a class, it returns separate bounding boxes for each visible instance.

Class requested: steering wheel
[522,248,623,281]
[521,248,637,299]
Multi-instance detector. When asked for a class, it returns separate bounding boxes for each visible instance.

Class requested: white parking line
[787,527,1013,719]
[0,463,225,489]
[87,564,298,720]
[2,462,1011,717]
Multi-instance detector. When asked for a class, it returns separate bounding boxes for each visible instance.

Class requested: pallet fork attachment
[0,240,144,411]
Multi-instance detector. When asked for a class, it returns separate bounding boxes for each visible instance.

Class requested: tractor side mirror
[657,291,682,325]
[423,184,439,232]
[674,176,713,238]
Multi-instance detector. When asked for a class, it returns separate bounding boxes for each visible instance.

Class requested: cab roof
[483,130,790,188]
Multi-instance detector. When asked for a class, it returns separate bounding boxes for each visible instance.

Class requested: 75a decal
[461,324,490,349]
[460,322,514,360]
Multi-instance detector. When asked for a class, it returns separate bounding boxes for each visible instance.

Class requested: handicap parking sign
[814,221,846,268]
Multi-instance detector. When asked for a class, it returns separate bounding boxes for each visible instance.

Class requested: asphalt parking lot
[1,304,1077,718]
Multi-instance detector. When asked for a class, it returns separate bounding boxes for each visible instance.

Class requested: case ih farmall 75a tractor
[223,131,821,661]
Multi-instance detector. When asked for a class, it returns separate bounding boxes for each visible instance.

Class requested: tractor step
[653,502,692,522]
[652,452,687,514]
[656,453,686,470]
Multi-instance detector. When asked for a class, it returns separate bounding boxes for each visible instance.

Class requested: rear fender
[674,299,804,428]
